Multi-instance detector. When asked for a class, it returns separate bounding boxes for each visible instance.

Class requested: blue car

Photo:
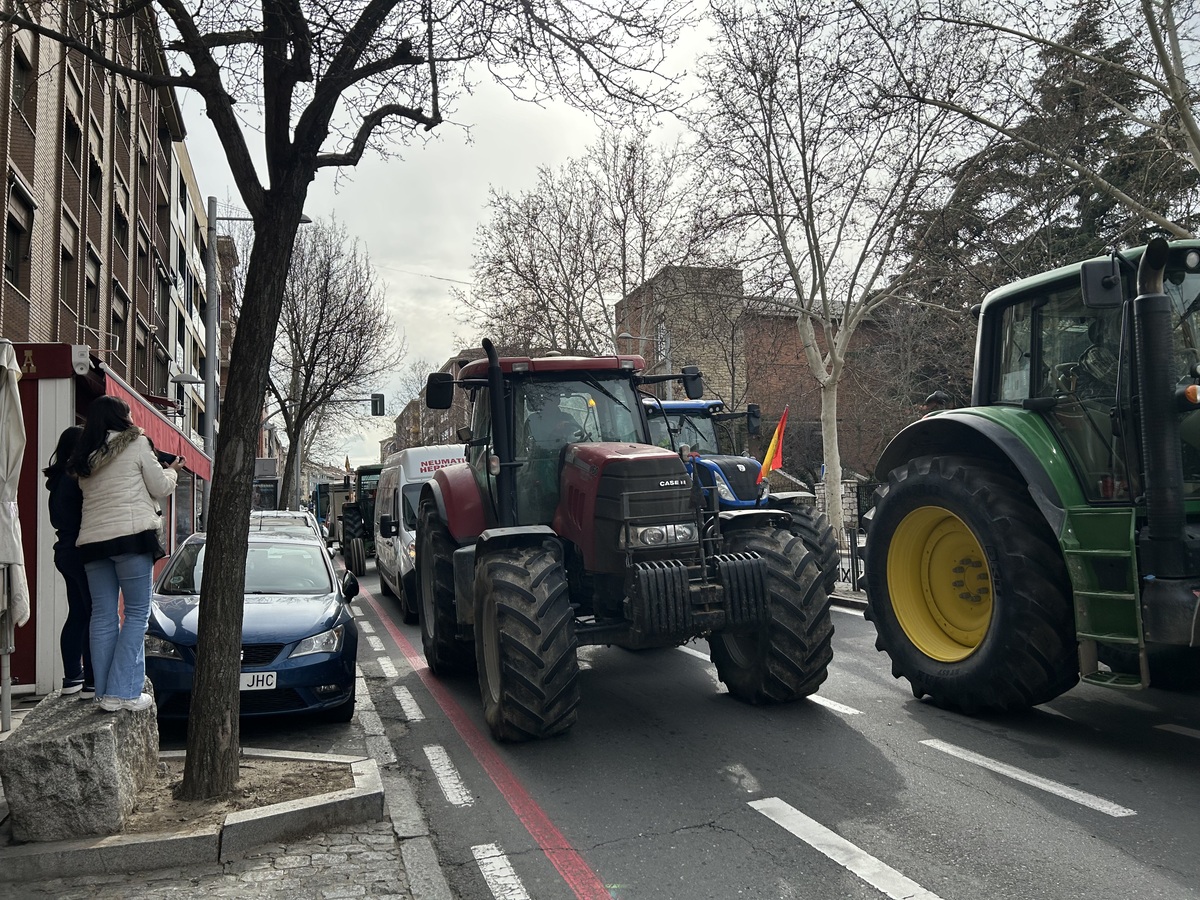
[146,532,360,721]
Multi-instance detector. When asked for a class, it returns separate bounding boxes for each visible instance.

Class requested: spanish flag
[757,405,789,484]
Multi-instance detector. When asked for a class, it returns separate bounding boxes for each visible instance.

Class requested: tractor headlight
[290,625,345,658]
[621,523,698,548]
[714,478,736,502]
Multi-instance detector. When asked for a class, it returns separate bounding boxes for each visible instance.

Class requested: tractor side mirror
[379,515,394,539]
[1081,258,1124,308]
[681,366,704,400]
[426,372,455,409]
[746,403,761,436]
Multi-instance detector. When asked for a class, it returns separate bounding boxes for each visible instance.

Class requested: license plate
[240,671,277,691]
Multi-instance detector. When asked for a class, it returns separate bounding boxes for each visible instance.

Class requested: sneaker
[79,684,95,699]
[121,693,155,712]
[61,678,84,695]
[98,695,123,712]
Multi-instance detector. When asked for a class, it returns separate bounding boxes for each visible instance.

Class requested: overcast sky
[180,83,609,469]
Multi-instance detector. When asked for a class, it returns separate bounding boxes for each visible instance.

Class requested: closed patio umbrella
[0,339,29,732]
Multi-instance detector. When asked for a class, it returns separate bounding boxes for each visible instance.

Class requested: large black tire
[473,543,580,741]
[864,456,1078,713]
[417,500,473,676]
[342,503,365,542]
[708,527,834,703]
[787,506,839,597]
[347,538,367,577]
[399,571,419,626]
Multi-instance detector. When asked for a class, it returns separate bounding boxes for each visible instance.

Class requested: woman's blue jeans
[85,552,153,701]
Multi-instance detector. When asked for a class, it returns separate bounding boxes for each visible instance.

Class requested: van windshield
[402,483,423,529]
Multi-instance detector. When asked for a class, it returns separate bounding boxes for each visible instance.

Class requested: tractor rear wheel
[864,456,1078,713]
[709,527,833,703]
[347,538,367,577]
[787,506,839,596]
[417,500,474,676]
[474,543,579,741]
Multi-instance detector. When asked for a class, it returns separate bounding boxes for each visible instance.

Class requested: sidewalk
[0,668,453,900]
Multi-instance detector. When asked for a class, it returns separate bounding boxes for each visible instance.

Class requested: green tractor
[341,463,383,577]
[864,237,1200,712]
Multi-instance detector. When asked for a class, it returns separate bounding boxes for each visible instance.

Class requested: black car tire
[474,542,579,741]
[324,685,356,723]
[417,499,473,675]
[863,455,1078,713]
[400,571,419,625]
[709,526,833,703]
[378,562,396,598]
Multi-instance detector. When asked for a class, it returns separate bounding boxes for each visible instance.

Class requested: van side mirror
[456,425,473,442]
[426,372,455,409]
[379,515,394,539]
[1081,258,1124,308]
[746,403,761,436]
[681,366,704,400]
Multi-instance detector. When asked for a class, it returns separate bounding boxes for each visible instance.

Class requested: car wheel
[323,687,356,723]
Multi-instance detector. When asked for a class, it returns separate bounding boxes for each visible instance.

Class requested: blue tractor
[643,398,839,594]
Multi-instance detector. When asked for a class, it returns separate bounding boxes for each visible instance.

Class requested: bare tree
[458,130,702,353]
[268,218,402,507]
[12,0,687,798]
[900,0,1199,237]
[691,0,967,533]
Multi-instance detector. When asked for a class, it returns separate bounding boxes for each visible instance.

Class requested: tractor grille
[242,644,285,667]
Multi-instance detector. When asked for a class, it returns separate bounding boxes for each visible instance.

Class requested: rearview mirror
[681,366,704,400]
[426,372,455,409]
[746,403,761,436]
[1081,258,1124,309]
[340,570,359,601]
[456,425,473,442]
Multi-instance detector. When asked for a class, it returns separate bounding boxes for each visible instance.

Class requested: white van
[375,444,464,623]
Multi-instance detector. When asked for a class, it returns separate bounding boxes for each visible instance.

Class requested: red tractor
[417,340,834,741]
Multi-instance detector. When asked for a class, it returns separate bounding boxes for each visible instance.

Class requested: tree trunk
[179,191,307,800]
[278,441,300,510]
[819,379,844,537]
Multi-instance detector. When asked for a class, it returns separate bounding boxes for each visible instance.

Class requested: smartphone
[156,450,179,467]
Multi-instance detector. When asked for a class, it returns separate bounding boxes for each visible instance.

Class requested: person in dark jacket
[43,425,94,696]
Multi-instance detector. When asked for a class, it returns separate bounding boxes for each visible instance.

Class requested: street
[330,558,1200,900]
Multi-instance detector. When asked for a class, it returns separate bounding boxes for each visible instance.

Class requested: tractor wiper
[578,373,628,412]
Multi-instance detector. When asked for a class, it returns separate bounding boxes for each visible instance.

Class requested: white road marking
[677,643,727,692]
[472,843,531,900]
[678,645,710,662]
[807,695,861,715]
[393,685,425,721]
[1034,704,1073,720]
[365,634,385,653]
[425,744,474,807]
[1155,723,1200,740]
[378,656,398,679]
[831,605,865,617]
[921,739,1136,817]
[750,797,946,900]
[350,606,364,617]
[358,620,375,634]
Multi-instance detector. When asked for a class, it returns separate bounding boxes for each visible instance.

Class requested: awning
[101,366,212,481]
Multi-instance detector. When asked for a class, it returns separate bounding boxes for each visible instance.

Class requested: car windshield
[158,539,332,595]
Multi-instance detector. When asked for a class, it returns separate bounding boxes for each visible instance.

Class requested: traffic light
[370,393,385,416]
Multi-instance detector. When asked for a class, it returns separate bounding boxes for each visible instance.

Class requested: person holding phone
[68,397,183,712]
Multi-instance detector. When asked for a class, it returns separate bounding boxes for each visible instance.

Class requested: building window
[114,93,129,145]
[11,52,33,122]
[60,246,76,306]
[114,207,129,250]
[84,252,101,332]
[64,115,83,173]
[4,220,25,289]
[87,156,102,206]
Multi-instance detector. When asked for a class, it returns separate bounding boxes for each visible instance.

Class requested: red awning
[101,367,212,481]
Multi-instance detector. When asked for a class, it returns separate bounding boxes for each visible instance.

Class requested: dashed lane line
[393,685,426,721]
[472,843,532,900]
[1155,723,1200,740]
[378,656,398,679]
[365,634,385,653]
[676,645,859,713]
[750,797,946,900]
[425,744,475,807]
[831,605,865,617]
[358,620,375,633]
[921,739,1136,817]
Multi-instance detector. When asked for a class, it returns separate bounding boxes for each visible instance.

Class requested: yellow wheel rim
[886,506,993,662]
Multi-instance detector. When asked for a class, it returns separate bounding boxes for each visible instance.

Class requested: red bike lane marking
[361,589,612,900]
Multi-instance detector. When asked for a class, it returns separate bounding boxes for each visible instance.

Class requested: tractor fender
[455,527,563,628]
[767,490,817,506]
[874,411,1070,537]
[426,464,487,543]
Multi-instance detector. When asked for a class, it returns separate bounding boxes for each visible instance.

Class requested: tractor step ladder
[1062,507,1146,690]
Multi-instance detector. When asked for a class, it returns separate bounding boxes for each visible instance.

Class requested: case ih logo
[419,458,460,473]
[659,479,688,487]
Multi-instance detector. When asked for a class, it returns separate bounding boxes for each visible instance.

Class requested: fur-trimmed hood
[86,427,144,475]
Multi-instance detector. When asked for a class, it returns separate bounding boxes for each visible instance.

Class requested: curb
[0,747,383,883]
[831,589,868,610]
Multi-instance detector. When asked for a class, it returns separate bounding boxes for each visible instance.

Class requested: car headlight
[715,479,736,502]
[145,635,182,660]
[290,624,345,658]
[621,523,697,548]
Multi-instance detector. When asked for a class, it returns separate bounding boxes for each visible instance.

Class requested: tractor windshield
[513,375,645,524]
[646,409,721,454]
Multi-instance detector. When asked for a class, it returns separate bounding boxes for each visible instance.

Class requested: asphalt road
[236,559,1200,900]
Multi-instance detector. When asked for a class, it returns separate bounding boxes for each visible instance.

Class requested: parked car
[145,533,360,721]
[249,508,325,541]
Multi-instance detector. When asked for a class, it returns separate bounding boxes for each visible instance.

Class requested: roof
[458,355,646,380]
[642,399,725,413]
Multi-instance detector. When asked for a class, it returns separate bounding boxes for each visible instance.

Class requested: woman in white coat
[67,397,183,712]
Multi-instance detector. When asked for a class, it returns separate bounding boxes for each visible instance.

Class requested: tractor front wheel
[787,506,839,596]
[347,538,367,577]
[709,527,834,703]
[417,500,474,676]
[864,456,1077,713]
[474,543,579,741]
